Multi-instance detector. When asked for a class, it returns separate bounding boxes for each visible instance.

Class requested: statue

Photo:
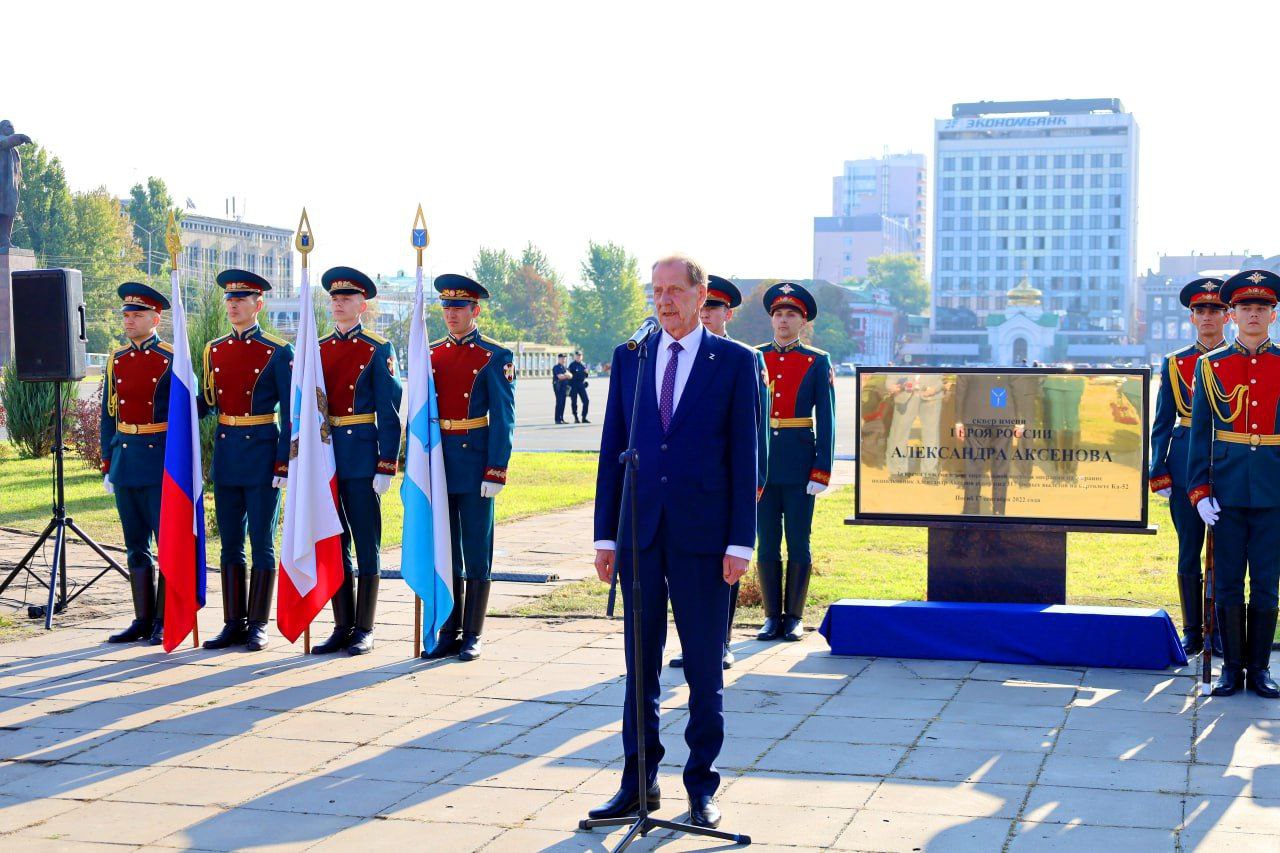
[0,119,33,252]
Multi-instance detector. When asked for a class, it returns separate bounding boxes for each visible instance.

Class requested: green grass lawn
[515,485,1196,629]
[0,444,598,565]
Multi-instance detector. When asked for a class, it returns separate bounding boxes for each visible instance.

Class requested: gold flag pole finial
[165,209,182,270]
[296,208,315,269]
[411,204,430,268]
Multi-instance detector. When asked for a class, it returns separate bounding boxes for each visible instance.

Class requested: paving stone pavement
[2,492,1279,850]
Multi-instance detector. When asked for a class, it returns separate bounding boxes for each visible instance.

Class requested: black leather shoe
[245,621,270,652]
[312,575,355,654]
[1246,606,1280,698]
[722,644,735,670]
[581,418,590,423]
[688,795,721,828]
[781,615,804,642]
[203,620,248,649]
[147,619,165,646]
[1248,668,1280,698]
[107,619,151,644]
[669,653,684,669]
[1213,603,1246,696]
[422,634,462,660]
[587,784,660,820]
[1181,632,1204,657]
[756,617,782,641]
[1214,666,1246,696]
[311,627,353,654]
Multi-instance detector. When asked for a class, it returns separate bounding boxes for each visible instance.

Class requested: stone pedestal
[0,248,37,366]
[927,526,1067,604]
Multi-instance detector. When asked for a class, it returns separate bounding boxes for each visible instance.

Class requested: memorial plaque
[855,367,1149,528]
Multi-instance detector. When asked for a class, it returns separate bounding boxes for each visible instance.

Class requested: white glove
[272,476,288,490]
[1197,497,1221,527]
[481,481,504,499]
[805,480,827,496]
[372,473,393,495]
[1155,487,1172,499]
[102,474,114,495]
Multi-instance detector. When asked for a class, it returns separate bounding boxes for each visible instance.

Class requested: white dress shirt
[596,323,753,561]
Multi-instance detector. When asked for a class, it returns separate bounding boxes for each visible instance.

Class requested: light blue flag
[400,265,454,652]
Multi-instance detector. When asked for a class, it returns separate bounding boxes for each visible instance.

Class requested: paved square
[2,506,1278,850]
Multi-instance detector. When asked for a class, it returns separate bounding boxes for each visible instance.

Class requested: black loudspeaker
[12,268,87,382]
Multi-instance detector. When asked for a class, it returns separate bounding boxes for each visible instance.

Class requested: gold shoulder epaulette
[430,336,448,348]
[360,329,389,345]
[157,341,174,353]
[259,330,289,347]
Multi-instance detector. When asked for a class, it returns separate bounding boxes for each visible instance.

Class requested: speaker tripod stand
[0,382,127,629]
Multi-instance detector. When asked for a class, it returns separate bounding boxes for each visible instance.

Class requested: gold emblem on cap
[1248,272,1266,285]
[1203,282,1219,291]
[779,283,795,294]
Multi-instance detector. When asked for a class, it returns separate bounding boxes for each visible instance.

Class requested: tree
[127,177,177,279]
[567,241,646,363]
[71,188,144,353]
[861,253,929,315]
[732,279,853,359]
[11,145,75,259]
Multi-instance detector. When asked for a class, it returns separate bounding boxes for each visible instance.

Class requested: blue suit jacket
[594,328,759,556]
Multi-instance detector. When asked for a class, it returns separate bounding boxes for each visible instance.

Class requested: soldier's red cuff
[376,459,397,476]
[1188,485,1211,506]
[484,467,508,484]
[809,469,831,486]
[757,486,765,503]
[274,461,289,477]
[101,460,110,474]
[1149,474,1172,493]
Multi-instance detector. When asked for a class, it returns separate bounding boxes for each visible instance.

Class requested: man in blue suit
[1148,277,1227,656]
[590,255,759,830]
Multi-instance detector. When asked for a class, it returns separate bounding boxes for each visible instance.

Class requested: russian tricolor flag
[401,265,454,653]
[158,267,207,652]
[277,264,345,642]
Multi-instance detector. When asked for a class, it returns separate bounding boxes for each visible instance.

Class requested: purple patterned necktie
[659,341,682,432]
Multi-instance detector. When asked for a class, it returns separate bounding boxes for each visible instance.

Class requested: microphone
[625,317,660,351]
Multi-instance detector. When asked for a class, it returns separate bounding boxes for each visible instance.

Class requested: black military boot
[148,576,167,646]
[423,576,464,659]
[245,568,276,652]
[458,580,492,662]
[108,568,155,643]
[203,563,248,649]
[1212,604,1247,696]
[347,575,380,656]
[1177,573,1205,656]
[1246,606,1280,699]
[781,559,812,642]
[311,574,355,654]
[756,560,784,640]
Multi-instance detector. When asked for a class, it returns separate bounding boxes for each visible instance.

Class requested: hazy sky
[7,1,1278,286]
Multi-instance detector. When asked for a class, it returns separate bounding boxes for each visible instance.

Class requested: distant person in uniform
[1150,278,1227,656]
[569,350,591,423]
[100,282,173,645]
[552,353,571,424]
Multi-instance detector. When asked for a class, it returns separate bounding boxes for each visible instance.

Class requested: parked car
[835,362,857,377]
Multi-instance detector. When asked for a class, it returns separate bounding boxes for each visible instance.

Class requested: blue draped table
[818,599,1188,670]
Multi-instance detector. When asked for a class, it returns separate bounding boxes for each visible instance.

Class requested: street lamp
[133,222,160,280]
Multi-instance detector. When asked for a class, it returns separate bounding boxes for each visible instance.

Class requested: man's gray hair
[652,254,708,289]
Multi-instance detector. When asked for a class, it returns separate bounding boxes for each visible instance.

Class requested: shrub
[66,388,104,472]
[0,362,78,458]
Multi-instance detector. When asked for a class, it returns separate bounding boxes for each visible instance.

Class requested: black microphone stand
[580,333,750,850]
[0,382,128,628]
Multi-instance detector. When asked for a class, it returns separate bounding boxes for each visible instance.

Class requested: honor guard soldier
[310,266,403,656]
[670,274,768,670]
[568,350,591,423]
[1149,277,1227,656]
[755,282,834,642]
[199,270,294,652]
[101,282,173,645]
[1188,270,1280,699]
[422,274,516,662]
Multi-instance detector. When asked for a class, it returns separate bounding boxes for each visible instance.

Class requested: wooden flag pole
[165,210,200,652]
[305,626,311,655]
[296,208,316,657]
[410,204,430,660]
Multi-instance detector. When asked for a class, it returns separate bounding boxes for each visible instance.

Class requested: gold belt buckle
[439,419,453,430]
[1251,433,1262,447]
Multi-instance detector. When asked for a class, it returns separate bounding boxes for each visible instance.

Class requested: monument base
[819,599,1188,670]
[928,526,1066,604]
[0,247,37,366]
